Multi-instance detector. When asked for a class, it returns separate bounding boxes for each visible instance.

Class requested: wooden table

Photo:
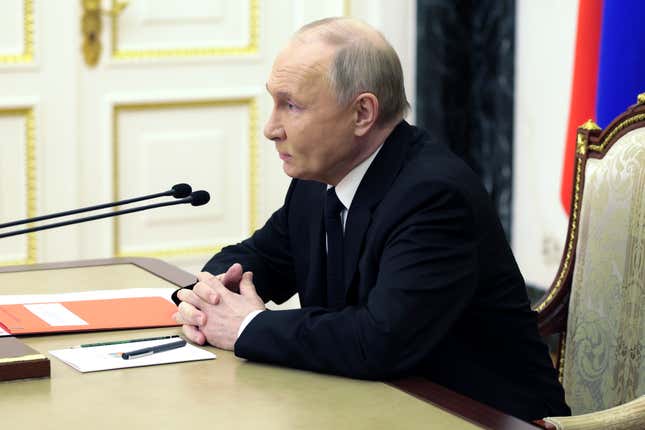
[0,258,539,429]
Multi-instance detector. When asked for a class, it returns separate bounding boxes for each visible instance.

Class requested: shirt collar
[328,144,383,210]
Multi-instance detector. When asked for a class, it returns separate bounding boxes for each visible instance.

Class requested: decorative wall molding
[110,0,260,60]
[112,97,259,258]
[0,0,34,64]
[0,107,37,265]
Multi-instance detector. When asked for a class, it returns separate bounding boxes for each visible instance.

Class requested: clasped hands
[172,263,265,350]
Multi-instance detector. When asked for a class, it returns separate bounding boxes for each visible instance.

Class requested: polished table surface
[0,258,539,429]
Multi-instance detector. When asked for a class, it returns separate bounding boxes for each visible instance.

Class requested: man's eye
[287,102,297,110]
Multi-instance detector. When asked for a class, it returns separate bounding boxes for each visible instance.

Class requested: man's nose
[264,113,285,141]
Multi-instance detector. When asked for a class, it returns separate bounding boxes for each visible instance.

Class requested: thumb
[222,263,244,291]
[239,272,257,297]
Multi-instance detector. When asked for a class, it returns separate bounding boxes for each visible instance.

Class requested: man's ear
[353,93,379,137]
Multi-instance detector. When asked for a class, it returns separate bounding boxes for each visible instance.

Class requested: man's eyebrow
[265,83,292,99]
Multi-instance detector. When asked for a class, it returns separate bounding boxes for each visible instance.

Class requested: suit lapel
[342,121,418,301]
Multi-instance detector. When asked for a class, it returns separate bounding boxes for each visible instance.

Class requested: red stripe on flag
[561,0,603,214]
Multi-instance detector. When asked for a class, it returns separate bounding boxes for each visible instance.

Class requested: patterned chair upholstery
[533,94,645,429]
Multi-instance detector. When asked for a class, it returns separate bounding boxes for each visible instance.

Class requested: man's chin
[282,163,295,177]
[282,164,312,181]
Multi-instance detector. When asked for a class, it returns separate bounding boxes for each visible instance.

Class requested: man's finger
[239,271,258,297]
[177,301,206,326]
[177,286,215,307]
[208,277,235,302]
[222,263,243,292]
[181,324,206,345]
[197,271,216,283]
[192,280,220,305]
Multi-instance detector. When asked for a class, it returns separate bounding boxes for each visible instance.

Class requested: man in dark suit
[174,17,570,421]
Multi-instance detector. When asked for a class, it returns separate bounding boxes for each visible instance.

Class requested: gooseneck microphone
[0,189,210,239]
[185,190,210,206]
[0,183,192,229]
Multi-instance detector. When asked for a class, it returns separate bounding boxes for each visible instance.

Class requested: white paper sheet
[50,339,215,372]
[24,303,89,327]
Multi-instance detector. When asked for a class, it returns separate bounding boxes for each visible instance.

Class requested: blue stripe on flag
[596,0,645,127]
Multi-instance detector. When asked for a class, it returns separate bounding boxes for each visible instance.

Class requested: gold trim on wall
[0,108,37,266]
[248,98,259,232]
[344,0,352,16]
[112,98,259,258]
[110,0,260,60]
[0,0,34,64]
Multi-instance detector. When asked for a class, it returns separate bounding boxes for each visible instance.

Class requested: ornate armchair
[532,94,645,429]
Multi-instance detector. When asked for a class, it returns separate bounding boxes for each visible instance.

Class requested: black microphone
[0,190,210,239]
[0,183,193,230]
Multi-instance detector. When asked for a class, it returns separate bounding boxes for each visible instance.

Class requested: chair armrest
[543,396,645,430]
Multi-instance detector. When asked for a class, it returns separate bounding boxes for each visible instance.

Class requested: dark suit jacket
[201,121,570,420]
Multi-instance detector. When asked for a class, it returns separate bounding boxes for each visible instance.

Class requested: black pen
[121,339,187,360]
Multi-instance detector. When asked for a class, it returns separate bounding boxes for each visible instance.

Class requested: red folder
[0,297,179,335]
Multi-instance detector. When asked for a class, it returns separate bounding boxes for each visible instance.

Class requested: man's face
[264,40,358,185]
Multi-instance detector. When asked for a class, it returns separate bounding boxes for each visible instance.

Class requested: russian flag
[561,0,645,214]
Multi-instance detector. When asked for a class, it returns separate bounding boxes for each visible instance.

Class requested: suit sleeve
[202,180,298,304]
[234,182,479,379]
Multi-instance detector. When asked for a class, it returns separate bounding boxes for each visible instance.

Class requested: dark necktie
[325,187,345,309]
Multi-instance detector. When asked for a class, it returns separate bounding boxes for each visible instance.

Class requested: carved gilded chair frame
[532,94,645,380]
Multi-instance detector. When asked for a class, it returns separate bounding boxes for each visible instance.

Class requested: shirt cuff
[237,309,264,339]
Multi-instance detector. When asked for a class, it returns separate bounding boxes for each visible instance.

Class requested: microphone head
[171,183,192,198]
[190,190,210,206]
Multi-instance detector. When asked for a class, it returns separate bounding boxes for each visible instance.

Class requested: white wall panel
[113,0,256,57]
[0,0,35,66]
[114,99,255,257]
[0,1,80,266]
[0,0,24,56]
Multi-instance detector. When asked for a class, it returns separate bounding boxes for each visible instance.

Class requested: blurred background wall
[0,0,416,280]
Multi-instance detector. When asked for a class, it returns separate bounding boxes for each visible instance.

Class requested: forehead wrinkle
[269,60,330,98]
[274,61,326,83]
